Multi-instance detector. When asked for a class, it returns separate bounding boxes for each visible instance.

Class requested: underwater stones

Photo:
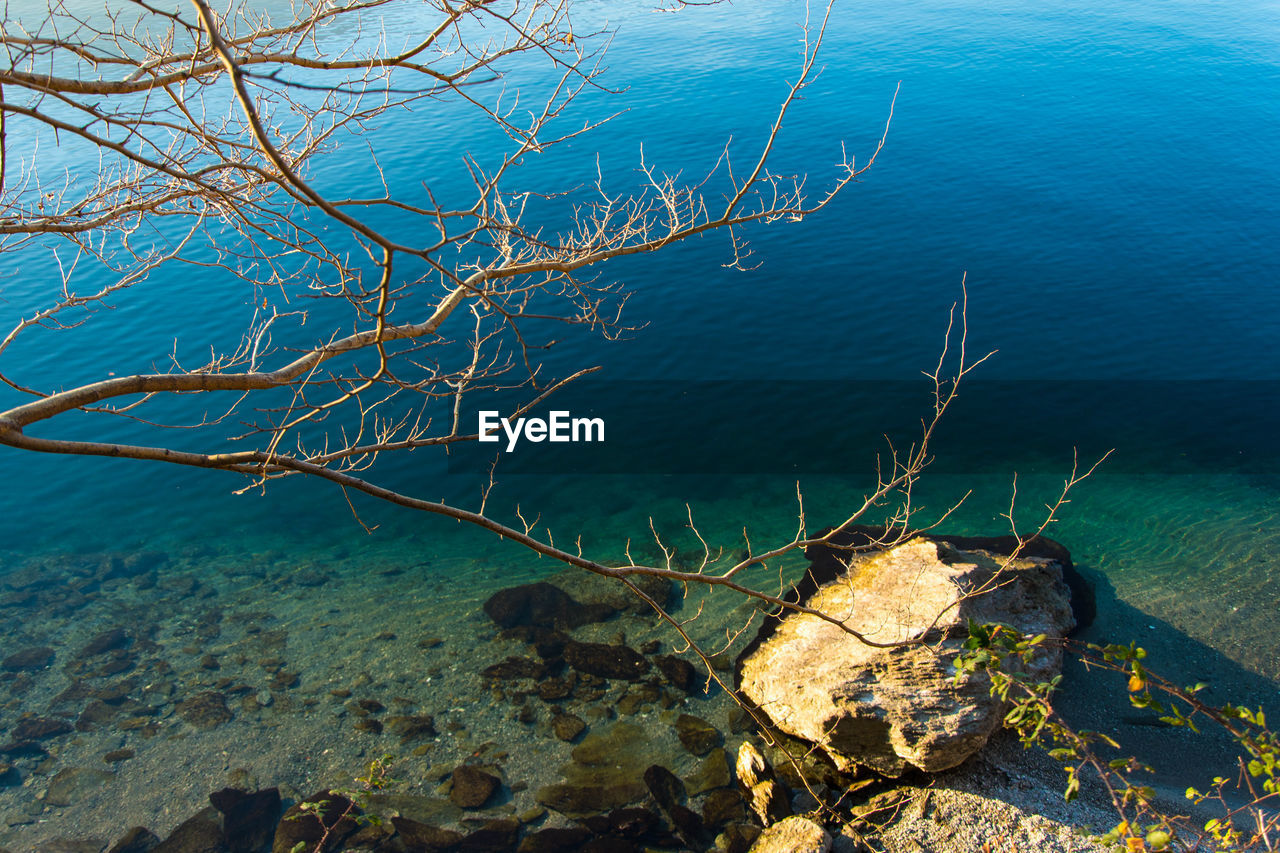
[534,783,645,819]
[460,817,520,851]
[449,765,501,809]
[517,826,592,853]
[0,761,18,786]
[537,677,573,701]
[563,641,649,681]
[267,670,299,690]
[105,551,167,583]
[483,582,614,631]
[44,767,114,807]
[701,789,747,828]
[551,713,586,742]
[616,683,664,716]
[364,792,460,827]
[11,716,73,741]
[176,691,232,729]
[641,765,685,814]
[673,714,721,756]
[91,680,135,704]
[0,738,48,758]
[737,537,1075,776]
[76,627,130,659]
[642,763,712,846]
[570,722,647,766]
[94,651,138,677]
[482,656,548,682]
[273,791,359,853]
[209,787,282,852]
[103,748,135,763]
[3,646,54,671]
[686,748,732,796]
[581,807,660,839]
[106,826,160,853]
[152,805,223,853]
[391,816,463,852]
[654,655,696,692]
[387,714,437,742]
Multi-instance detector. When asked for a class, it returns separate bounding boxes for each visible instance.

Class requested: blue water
[3,0,1280,677]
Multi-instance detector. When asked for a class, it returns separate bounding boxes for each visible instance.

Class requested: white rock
[737,538,1074,776]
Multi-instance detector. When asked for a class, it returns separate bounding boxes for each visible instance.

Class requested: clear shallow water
[1,0,1279,841]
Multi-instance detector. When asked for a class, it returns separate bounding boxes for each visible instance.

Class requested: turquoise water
[3,0,1279,637]
[1,0,1280,840]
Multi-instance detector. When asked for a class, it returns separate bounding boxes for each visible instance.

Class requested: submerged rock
[673,714,721,756]
[517,826,592,852]
[737,536,1075,776]
[449,765,500,809]
[44,767,114,807]
[642,765,685,814]
[3,646,54,671]
[387,714,437,742]
[481,656,548,682]
[551,713,586,742]
[534,782,645,818]
[686,748,732,796]
[106,826,160,853]
[563,641,649,681]
[152,805,222,853]
[483,582,614,630]
[654,655,697,692]
[460,817,519,851]
[76,627,130,659]
[702,788,747,828]
[391,816,463,851]
[11,717,73,741]
[176,692,232,730]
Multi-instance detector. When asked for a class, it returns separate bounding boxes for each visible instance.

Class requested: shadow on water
[1054,562,1280,797]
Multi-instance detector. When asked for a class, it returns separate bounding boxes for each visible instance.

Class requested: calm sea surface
[2,0,1279,701]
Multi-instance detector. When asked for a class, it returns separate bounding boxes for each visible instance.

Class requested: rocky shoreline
[0,531,1249,852]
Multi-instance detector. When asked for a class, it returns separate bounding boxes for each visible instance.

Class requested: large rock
[736,537,1074,776]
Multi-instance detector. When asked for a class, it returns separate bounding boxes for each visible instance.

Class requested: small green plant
[956,622,1279,852]
[289,754,398,853]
